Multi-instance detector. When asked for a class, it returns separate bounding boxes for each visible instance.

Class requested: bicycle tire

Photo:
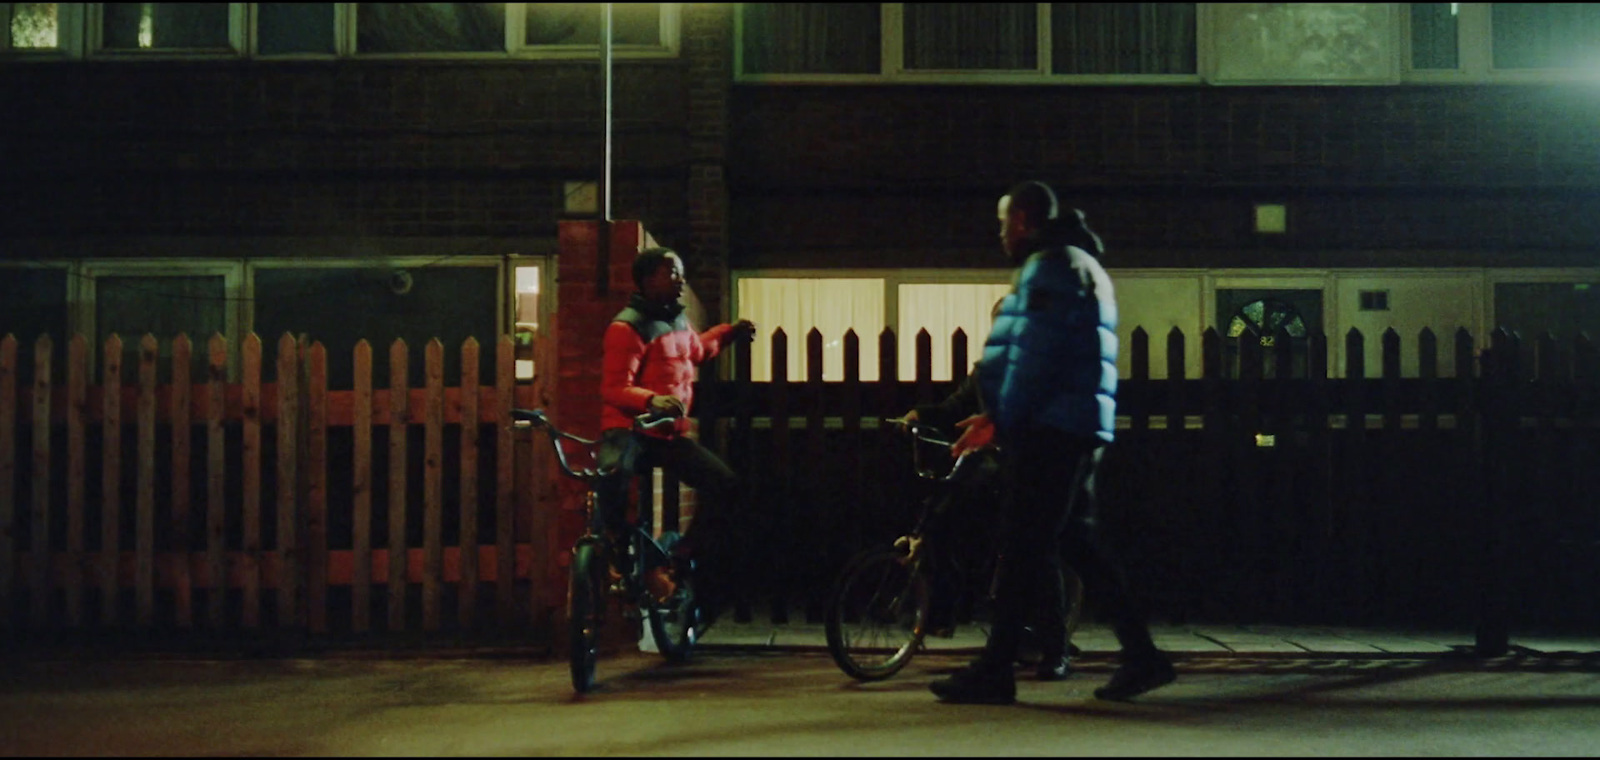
[825,546,930,681]
[568,540,606,694]
[646,571,699,662]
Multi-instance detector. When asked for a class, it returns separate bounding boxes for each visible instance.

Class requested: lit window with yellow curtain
[897,283,1012,381]
[735,278,885,381]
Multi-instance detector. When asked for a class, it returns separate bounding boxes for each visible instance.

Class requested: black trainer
[930,661,1016,705]
[1035,653,1071,681]
[1094,655,1176,701]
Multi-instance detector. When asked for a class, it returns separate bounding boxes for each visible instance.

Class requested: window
[898,283,1011,381]
[738,2,880,75]
[256,2,336,56]
[1358,290,1390,311]
[1051,3,1196,75]
[96,2,239,53]
[902,2,1036,71]
[85,265,239,383]
[525,2,660,47]
[355,2,504,54]
[1491,2,1600,70]
[3,2,83,54]
[735,278,885,382]
[1409,2,1459,70]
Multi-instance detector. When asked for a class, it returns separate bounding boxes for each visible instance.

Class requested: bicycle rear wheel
[568,540,607,693]
[825,546,930,681]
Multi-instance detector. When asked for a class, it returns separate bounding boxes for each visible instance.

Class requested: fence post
[841,330,863,571]
[494,336,515,628]
[769,328,789,624]
[1342,327,1369,624]
[1129,327,1149,434]
[804,328,826,623]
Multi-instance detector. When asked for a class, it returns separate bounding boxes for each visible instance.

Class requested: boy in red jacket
[596,247,755,621]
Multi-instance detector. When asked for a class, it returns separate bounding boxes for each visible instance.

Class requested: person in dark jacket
[930,181,1175,705]
[597,247,754,619]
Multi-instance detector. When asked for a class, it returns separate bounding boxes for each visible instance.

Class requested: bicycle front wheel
[568,540,607,694]
[825,547,930,681]
[646,572,699,663]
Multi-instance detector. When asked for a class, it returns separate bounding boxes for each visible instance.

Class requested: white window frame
[0,2,86,58]
[86,1,247,60]
[346,2,680,61]
[1403,2,1600,84]
[76,259,247,378]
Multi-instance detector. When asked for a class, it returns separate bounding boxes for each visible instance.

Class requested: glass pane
[258,2,336,55]
[898,283,1012,382]
[735,278,885,382]
[102,3,230,50]
[1051,3,1196,74]
[9,3,59,49]
[741,2,880,74]
[904,2,1036,70]
[357,3,506,54]
[525,2,659,46]
[95,275,227,383]
[1410,3,1459,69]
[1492,2,1600,69]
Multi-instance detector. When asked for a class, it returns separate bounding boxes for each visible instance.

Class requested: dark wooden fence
[691,325,1600,651]
[3,324,1597,652]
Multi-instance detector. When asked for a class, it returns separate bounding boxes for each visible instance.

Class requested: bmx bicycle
[512,408,702,694]
[824,419,1084,681]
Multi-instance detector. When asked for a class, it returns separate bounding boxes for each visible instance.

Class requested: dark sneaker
[1094,656,1176,701]
[930,662,1016,705]
[1034,654,1071,681]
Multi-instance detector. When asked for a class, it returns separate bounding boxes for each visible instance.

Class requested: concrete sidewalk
[696,620,1600,658]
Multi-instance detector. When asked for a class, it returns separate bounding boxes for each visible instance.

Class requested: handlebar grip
[510,408,549,426]
[634,413,679,431]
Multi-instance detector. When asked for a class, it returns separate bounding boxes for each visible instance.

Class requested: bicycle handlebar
[510,408,678,481]
[884,417,989,483]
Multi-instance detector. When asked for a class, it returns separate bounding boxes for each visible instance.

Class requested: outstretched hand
[950,414,996,458]
[730,319,757,343]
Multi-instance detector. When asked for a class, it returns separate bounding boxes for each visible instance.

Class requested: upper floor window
[1051,2,1196,75]
[1,2,679,60]
[903,2,1037,71]
[1490,2,1600,69]
[738,2,880,75]
[1406,2,1600,80]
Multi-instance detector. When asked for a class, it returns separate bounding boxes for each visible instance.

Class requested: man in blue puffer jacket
[930,181,1175,705]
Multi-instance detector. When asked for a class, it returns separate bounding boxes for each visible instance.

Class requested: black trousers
[981,428,1159,668]
[595,429,741,569]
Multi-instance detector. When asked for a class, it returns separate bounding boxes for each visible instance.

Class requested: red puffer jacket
[600,299,735,438]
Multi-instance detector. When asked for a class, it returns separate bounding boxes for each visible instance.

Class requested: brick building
[3,2,1599,384]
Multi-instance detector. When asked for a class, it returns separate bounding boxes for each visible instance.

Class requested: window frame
[86,1,247,60]
[1403,2,1600,83]
[75,259,247,379]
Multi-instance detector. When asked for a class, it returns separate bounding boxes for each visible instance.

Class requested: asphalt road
[3,646,1599,757]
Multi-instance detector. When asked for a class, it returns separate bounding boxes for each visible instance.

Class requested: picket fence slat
[277,333,299,628]
[171,334,193,629]
[352,340,373,634]
[422,339,444,632]
[387,339,408,631]
[101,335,122,627]
[31,336,52,629]
[307,342,329,634]
[458,339,480,629]
[494,336,514,625]
[65,336,86,627]
[205,335,227,630]
[241,333,262,630]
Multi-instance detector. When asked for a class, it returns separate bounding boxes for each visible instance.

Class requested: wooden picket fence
[4,323,1599,643]
[0,331,557,637]
[692,324,1600,642]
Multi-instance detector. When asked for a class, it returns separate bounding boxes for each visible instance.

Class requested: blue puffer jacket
[977,244,1118,443]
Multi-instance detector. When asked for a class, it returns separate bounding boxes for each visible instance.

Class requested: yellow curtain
[897,283,1012,381]
[736,278,885,381]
